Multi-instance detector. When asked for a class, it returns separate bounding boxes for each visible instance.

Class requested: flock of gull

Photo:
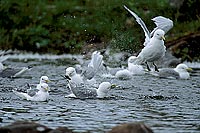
[0,6,192,102]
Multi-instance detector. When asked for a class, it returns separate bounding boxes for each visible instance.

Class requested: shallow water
[0,55,200,133]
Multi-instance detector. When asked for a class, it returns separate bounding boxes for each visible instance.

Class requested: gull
[127,56,145,75]
[68,81,115,99]
[65,51,104,97]
[65,51,103,83]
[0,64,32,78]
[151,63,192,79]
[115,56,145,80]
[115,69,132,80]
[13,83,50,102]
[124,5,173,72]
[27,76,50,96]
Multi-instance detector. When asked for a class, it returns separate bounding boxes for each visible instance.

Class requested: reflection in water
[0,55,200,132]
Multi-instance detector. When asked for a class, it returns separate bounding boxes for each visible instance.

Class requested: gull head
[65,67,76,78]
[154,29,165,40]
[40,83,49,92]
[97,82,115,98]
[128,56,137,64]
[40,76,50,84]
[175,64,192,72]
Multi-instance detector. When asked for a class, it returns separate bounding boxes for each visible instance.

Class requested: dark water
[0,56,200,133]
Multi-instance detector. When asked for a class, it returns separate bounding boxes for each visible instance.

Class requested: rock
[48,127,74,133]
[0,121,51,133]
[166,32,200,61]
[0,121,75,133]
[108,122,153,133]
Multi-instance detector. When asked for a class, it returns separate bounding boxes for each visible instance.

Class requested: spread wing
[151,16,173,36]
[82,51,103,80]
[124,5,151,46]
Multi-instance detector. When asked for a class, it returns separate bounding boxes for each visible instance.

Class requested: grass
[0,0,199,55]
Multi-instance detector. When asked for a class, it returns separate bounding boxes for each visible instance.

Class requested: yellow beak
[161,36,165,40]
[45,79,50,83]
[186,67,193,72]
[45,87,49,91]
[111,84,116,89]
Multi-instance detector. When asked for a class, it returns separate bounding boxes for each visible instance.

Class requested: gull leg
[146,62,151,71]
[153,62,159,72]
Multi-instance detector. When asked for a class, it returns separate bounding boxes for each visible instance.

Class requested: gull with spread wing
[124,5,173,72]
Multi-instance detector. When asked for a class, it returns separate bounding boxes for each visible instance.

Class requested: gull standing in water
[124,5,173,72]
[151,63,192,79]
[13,83,50,102]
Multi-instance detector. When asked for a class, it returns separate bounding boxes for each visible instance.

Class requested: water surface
[0,54,199,133]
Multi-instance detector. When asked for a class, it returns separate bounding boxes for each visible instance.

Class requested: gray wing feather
[158,68,179,79]
[151,16,173,36]
[69,82,97,98]
[82,51,103,80]
[124,5,150,46]
[0,68,21,78]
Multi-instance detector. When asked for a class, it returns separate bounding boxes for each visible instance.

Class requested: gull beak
[111,84,116,89]
[161,36,165,40]
[65,75,71,80]
[46,79,51,83]
[45,87,49,91]
[186,67,193,72]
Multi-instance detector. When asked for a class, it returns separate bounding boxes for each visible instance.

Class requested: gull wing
[158,68,179,79]
[0,67,29,78]
[82,51,103,80]
[151,16,173,36]
[69,82,97,98]
[124,5,151,46]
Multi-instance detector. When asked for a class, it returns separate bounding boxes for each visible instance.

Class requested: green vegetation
[0,0,199,54]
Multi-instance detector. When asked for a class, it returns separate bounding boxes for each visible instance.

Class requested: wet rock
[48,127,74,133]
[0,121,75,133]
[0,121,51,133]
[108,122,153,133]
[166,32,200,61]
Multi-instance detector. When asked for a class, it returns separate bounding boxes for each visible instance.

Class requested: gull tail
[13,90,32,100]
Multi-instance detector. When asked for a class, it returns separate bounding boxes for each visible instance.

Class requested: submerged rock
[108,122,153,133]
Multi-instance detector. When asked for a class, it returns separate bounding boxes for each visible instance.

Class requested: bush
[0,0,199,54]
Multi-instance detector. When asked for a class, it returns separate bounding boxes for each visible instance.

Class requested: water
[0,54,200,133]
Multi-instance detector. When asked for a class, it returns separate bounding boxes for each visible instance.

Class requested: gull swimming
[115,56,145,80]
[151,63,192,79]
[124,5,173,72]
[13,83,50,102]
[65,51,103,84]
[68,81,115,99]
[127,56,145,75]
[65,51,104,97]
[27,76,50,96]
[0,64,32,78]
